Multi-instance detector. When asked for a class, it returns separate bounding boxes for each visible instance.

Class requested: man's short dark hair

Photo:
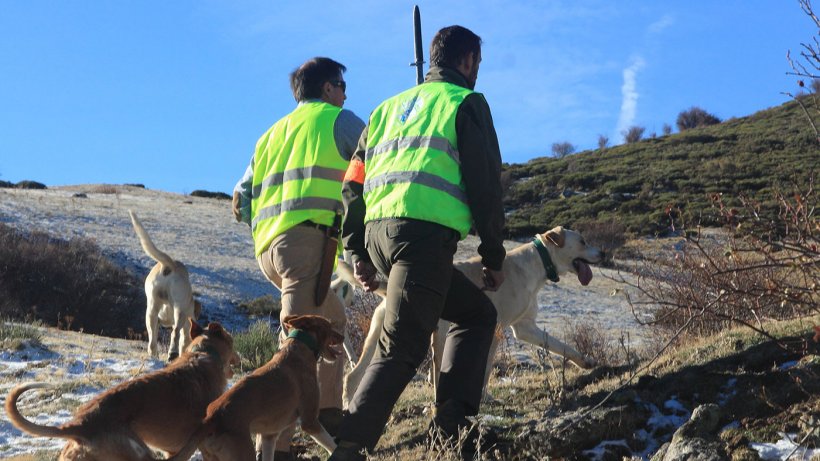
[429,26,482,69]
[290,57,347,101]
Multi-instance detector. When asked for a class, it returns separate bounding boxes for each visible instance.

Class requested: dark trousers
[337,219,497,450]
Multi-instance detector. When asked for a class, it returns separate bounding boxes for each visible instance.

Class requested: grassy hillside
[503,99,818,238]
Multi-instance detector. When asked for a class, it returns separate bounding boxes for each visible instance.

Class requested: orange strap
[343,158,365,184]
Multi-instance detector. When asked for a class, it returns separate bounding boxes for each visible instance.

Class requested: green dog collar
[287,328,320,359]
[532,236,560,283]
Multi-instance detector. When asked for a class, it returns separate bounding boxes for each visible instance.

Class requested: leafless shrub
[551,141,575,158]
[597,134,609,150]
[574,218,627,267]
[619,179,819,344]
[622,126,645,144]
[662,123,673,136]
[785,0,820,143]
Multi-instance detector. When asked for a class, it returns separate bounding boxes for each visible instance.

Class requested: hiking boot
[318,407,345,437]
[429,400,498,460]
[327,440,367,461]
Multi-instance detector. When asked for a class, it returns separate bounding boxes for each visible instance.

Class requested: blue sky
[0,1,813,194]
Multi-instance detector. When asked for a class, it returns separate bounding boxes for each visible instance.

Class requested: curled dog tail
[129,210,177,270]
[164,420,214,461]
[5,382,84,441]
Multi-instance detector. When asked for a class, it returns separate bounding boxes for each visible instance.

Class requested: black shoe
[327,440,367,461]
[318,407,345,437]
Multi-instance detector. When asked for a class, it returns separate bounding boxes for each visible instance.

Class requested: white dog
[340,226,603,406]
[129,210,201,361]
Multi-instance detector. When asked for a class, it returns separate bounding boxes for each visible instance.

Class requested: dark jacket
[342,66,506,270]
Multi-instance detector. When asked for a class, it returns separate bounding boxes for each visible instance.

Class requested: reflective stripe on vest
[250,102,346,256]
[363,82,474,238]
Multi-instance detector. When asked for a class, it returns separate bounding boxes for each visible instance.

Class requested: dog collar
[189,343,222,363]
[287,329,321,359]
[532,235,560,283]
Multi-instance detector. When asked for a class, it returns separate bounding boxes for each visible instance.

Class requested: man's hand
[231,191,242,222]
[481,267,504,291]
[354,260,379,292]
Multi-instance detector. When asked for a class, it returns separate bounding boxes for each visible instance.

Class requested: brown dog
[167,315,344,461]
[5,320,238,461]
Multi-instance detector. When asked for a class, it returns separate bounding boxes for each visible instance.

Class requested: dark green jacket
[342,66,506,270]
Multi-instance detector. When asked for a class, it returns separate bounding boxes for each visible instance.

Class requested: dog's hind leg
[167,307,190,361]
[145,298,161,358]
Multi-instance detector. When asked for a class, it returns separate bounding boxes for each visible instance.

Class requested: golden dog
[129,210,202,361]
[341,226,604,405]
[5,320,238,461]
[167,314,344,461]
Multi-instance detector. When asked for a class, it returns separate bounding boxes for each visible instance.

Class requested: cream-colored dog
[129,210,202,361]
[5,320,238,461]
[167,315,344,461]
[341,226,603,406]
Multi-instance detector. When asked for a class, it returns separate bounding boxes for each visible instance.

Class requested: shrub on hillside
[676,107,721,131]
[190,190,231,200]
[621,180,819,342]
[0,180,14,188]
[0,223,144,337]
[622,126,645,144]
[15,180,47,190]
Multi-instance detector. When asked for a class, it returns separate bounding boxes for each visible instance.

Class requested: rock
[655,404,727,461]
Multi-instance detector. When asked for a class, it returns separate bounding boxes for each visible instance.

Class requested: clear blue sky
[0,1,813,194]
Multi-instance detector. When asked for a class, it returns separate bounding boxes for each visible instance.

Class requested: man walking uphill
[232,57,365,461]
[330,26,506,460]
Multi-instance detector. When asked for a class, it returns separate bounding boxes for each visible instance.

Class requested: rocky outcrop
[651,404,728,461]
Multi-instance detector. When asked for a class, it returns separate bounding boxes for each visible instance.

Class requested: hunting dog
[5,320,238,461]
[129,210,202,361]
[340,226,603,406]
[167,315,344,461]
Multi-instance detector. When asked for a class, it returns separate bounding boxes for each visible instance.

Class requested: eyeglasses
[330,80,347,92]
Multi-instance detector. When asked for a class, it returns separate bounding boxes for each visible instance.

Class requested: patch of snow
[750,432,820,460]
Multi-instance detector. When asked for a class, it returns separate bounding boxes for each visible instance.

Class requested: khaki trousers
[257,224,347,451]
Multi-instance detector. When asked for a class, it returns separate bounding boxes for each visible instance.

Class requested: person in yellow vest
[329,26,506,461]
[232,56,365,461]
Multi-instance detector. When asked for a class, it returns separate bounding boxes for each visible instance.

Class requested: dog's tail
[164,420,214,461]
[129,210,177,270]
[336,259,387,297]
[5,382,85,441]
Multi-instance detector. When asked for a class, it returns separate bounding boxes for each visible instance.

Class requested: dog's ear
[207,322,225,335]
[190,319,204,339]
[544,227,565,248]
[282,315,300,333]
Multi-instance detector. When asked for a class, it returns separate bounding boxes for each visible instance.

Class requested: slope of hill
[503,99,818,237]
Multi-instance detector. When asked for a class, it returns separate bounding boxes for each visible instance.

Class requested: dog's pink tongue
[574,259,593,286]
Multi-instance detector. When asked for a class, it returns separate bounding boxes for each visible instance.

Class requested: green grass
[502,99,817,240]
[0,319,43,350]
[233,320,279,371]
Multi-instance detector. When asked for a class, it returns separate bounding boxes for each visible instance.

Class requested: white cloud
[615,56,646,139]
[648,14,675,35]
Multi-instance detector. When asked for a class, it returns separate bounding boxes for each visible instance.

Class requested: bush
[239,294,281,318]
[622,126,645,144]
[233,320,278,371]
[0,223,144,337]
[15,180,47,190]
[0,180,14,188]
[676,107,721,131]
[551,141,575,158]
[0,319,43,350]
[190,190,231,200]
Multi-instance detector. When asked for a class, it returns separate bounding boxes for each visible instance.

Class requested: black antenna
[411,5,425,85]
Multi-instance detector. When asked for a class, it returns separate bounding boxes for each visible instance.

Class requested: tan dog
[129,210,202,361]
[167,315,344,461]
[5,320,238,461]
[341,226,604,406]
